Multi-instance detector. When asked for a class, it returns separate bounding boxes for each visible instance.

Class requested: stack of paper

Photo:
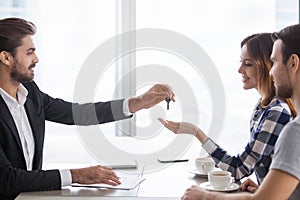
[106,159,138,169]
[71,172,145,190]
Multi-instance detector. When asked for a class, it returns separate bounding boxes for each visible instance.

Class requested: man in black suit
[0,17,175,200]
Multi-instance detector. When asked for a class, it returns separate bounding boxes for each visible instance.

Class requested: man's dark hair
[0,17,36,57]
[272,24,300,64]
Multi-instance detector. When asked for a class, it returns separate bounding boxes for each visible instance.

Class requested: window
[0,0,25,16]
[135,0,299,155]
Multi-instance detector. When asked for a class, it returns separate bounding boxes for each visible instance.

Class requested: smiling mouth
[29,63,36,68]
[242,77,249,82]
[28,67,35,75]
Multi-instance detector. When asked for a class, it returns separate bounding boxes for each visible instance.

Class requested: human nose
[269,66,274,76]
[238,64,243,74]
[33,53,39,64]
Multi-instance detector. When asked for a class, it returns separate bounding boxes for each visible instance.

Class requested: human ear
[0,51,11,65]
[289,54,300,72]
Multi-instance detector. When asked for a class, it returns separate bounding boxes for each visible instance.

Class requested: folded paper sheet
[71,172,145,190]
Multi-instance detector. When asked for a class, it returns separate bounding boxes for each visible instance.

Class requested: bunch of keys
[165,97,171,110]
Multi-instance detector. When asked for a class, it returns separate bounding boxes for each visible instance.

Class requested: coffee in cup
[195,157,215,174]
[208,171,234,189]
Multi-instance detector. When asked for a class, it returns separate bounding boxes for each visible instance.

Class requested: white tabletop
[16,161,213,199]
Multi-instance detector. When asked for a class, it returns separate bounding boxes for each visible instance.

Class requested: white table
[16,161,214,199]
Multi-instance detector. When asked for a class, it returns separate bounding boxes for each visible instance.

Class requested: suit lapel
[0,96,23,151]
[24,97,44,169]
[24,98,39,140]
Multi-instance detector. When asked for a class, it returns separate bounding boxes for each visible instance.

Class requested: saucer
[188,169,208,177]
[199,182,239,192]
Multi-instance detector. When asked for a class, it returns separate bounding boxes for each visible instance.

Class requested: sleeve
[270,121,300,180]
[27,81,132,125]
[0,144,61,197]
[202,105,291,181]
[123,98,133,116]
[59,169,72,187]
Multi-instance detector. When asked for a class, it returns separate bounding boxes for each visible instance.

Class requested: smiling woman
[239,45,259,90]
[159,33,296,185]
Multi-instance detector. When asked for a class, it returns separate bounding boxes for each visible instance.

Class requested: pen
[157,158,189,163]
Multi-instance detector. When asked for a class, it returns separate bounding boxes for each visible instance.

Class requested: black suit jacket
[0,81,131,199]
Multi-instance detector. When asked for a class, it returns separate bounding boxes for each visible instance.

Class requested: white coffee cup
[195,157,215,174]
[208,171,234,189]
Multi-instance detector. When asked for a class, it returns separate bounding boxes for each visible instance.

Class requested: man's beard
[276,84,293,98]
[10,60,34,83]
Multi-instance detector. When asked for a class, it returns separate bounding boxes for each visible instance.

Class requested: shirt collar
[0,84,28,107]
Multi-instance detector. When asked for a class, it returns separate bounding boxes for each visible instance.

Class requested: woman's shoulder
[266,98,291,115]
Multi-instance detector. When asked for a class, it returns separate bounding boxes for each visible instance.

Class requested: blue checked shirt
[202,98,292,184]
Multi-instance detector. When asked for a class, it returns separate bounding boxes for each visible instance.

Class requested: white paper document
[71,172,145,190]
[106,159,138,169]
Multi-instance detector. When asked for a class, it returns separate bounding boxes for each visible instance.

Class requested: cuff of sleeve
[202,138,218,154]
[59,169,72,187]
[123,98,133,116]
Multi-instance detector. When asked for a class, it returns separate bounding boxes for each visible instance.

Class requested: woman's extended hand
[158,118,208,143]
[158,118,198,135]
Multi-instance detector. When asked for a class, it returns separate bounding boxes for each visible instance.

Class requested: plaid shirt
[202,98,292,184]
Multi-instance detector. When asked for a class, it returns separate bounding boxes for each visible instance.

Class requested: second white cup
[195,157,215,174]
[208,171,234,189]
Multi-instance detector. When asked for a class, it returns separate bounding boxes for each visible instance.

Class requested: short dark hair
[271,24,300,64]
[0,17,36,57]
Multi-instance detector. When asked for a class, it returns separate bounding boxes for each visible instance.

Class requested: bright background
[0,0,299,183]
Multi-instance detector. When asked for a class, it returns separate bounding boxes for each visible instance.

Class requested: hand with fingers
[158,118,198,135]
[240,178,258,193]
[181,185,208,200]
[128,84,175,113]
[70,165,121,186]
[158,118,209,143]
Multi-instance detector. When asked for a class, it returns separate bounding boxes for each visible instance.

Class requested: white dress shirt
[0,85,35,170]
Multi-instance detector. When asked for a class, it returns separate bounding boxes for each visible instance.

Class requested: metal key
[165,97,171,110]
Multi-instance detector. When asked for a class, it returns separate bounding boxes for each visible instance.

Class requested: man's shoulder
[279,118,300,140]
[271,116,300,181]
[23,81,40,92]
[287,116,300,129]
[268,98,290,113]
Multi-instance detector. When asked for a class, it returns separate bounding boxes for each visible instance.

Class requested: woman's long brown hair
[241,33,296,118]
